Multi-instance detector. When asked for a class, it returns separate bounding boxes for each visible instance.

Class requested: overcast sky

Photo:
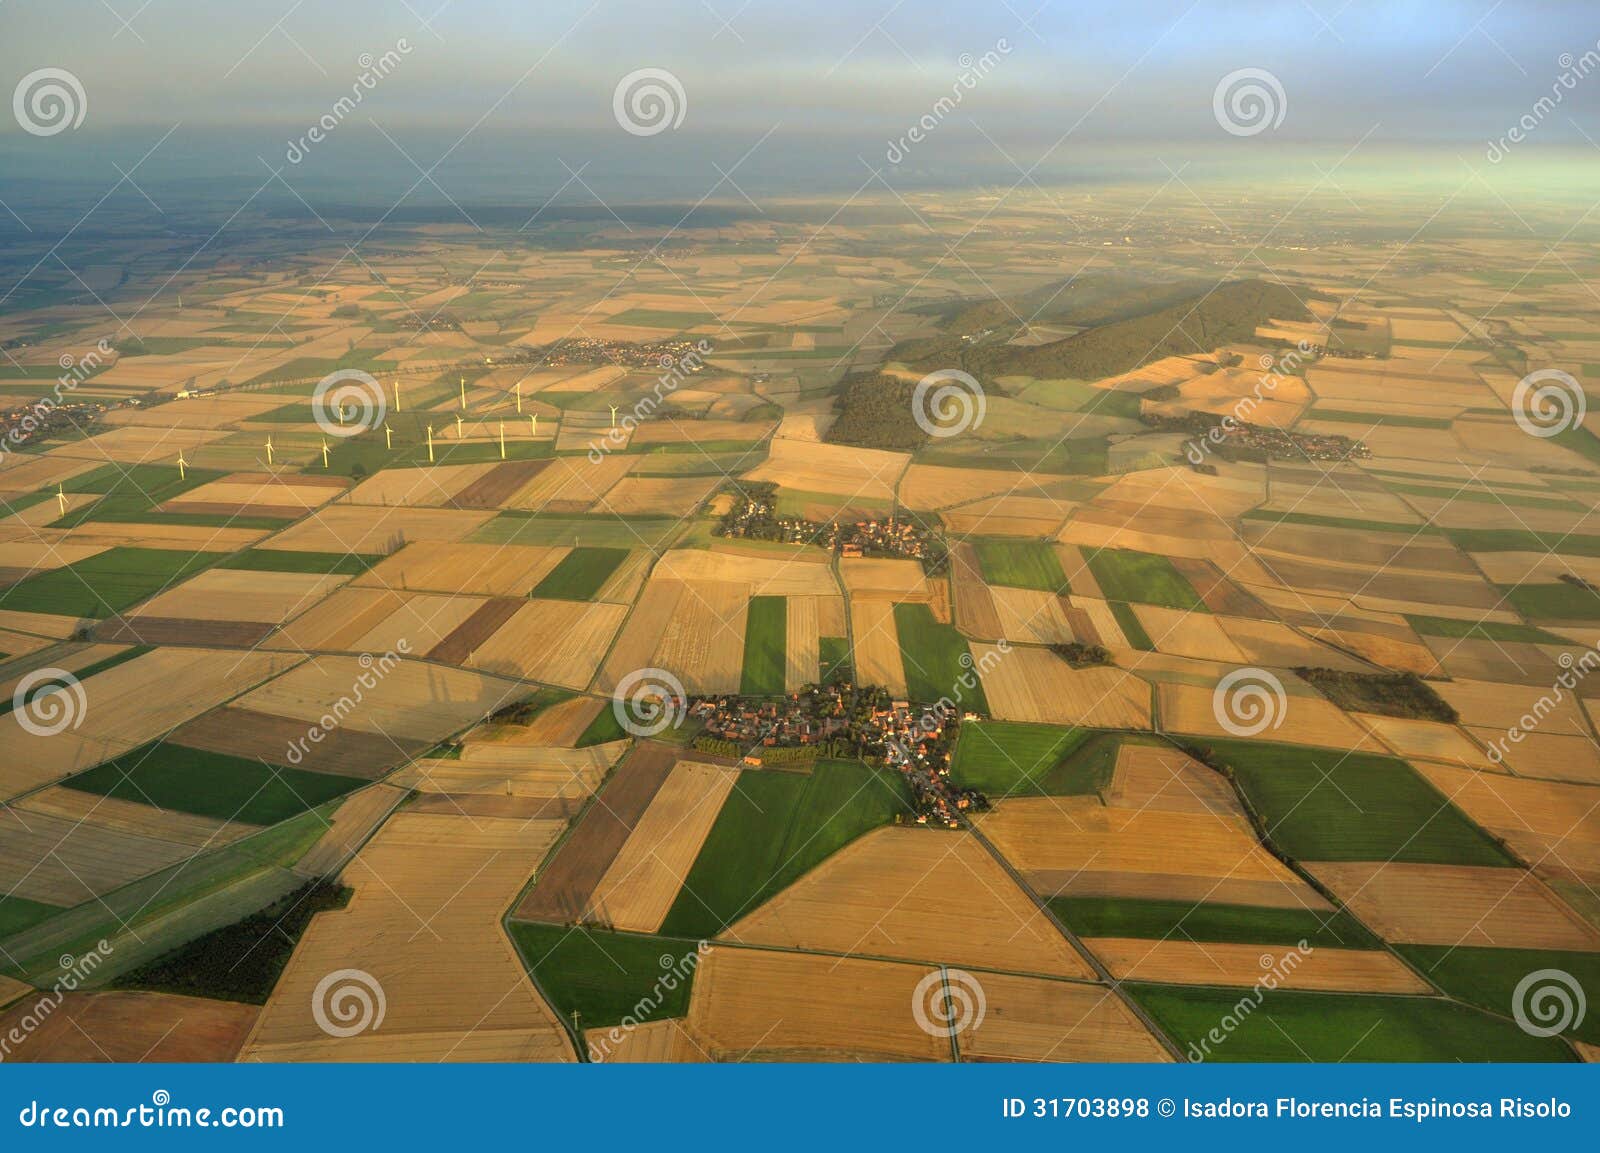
[2,1,1597,202]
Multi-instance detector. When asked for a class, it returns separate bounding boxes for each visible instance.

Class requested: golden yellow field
[1158,680,1370,749]
[260,505,493,553]
[1103,743,1243,818]
[729,827,1093,978]
[587,760,740,931]
[134,569,350,624]
[355,541,568,596]
[849,597,906,697]
[1087,939,1428,993]
[465,599,630,688]
[233,656,518,742]
[1308,862,1600,950]
[242,813,573,1062]
[652,547,840,596]
[989,587,1074,644]
[974,644,1150,728]
[2,647,299,797]
[975,797,1327,911]
[956,973,1171,1062]
[679,947,948,1062]
[743,438,908,501]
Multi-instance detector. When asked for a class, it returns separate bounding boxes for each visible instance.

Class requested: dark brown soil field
[0,991,259,1062]
[512,740,678,923]
[168,705,426,777]
[451,459,550,509]
[94,616,275,647]
[426,597,525,664]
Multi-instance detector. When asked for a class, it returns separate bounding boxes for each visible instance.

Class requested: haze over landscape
[1,0,1599,1069]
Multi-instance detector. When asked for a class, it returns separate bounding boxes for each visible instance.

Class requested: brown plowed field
[514,742,678,923]
[427,597,527,665]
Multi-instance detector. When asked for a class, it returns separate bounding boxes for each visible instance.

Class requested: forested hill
[900,278,1313,384]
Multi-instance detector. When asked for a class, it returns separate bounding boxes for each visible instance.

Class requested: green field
[530,546,630,600]
[1051,897,1379,950]
[474,512,681,550]
[950,722,1120,796]
[740,595,787,695]
[1403,614,1566,645]
[1243,509,1440,536]
[1109,600,1154,649]
[819,636,852,684]
[659,759,914,938]
[893,602,988,710]
[63,743,364,826]
[1501,582,1600,621]
[1131,984,1573,1062]
[1200,739,1515,866]
[216,549,380,576]
[113,882,351,1004]
[51,462,289,530]
[0,895,62,938]
[1397,945,1600,1045]
[0,547,223,619]
[605,308,717,330]
[1085,548,1204,610]
[508,922,703,1032]
[974,539,1068,592]
[575,704,628,748]
[1442,527,1600,557]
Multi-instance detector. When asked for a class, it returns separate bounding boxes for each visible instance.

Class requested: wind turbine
[426,425,435,463]
[320,439,330,469]
[498,422,506,460]
[177,450,187,480]
[264,436,274,466]
[55,485,66,516]
[393,380,401,412]
[385,424,393,450]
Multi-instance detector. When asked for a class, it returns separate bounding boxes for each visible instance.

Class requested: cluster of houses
[716,487,942,568]
[688,682,988,827]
